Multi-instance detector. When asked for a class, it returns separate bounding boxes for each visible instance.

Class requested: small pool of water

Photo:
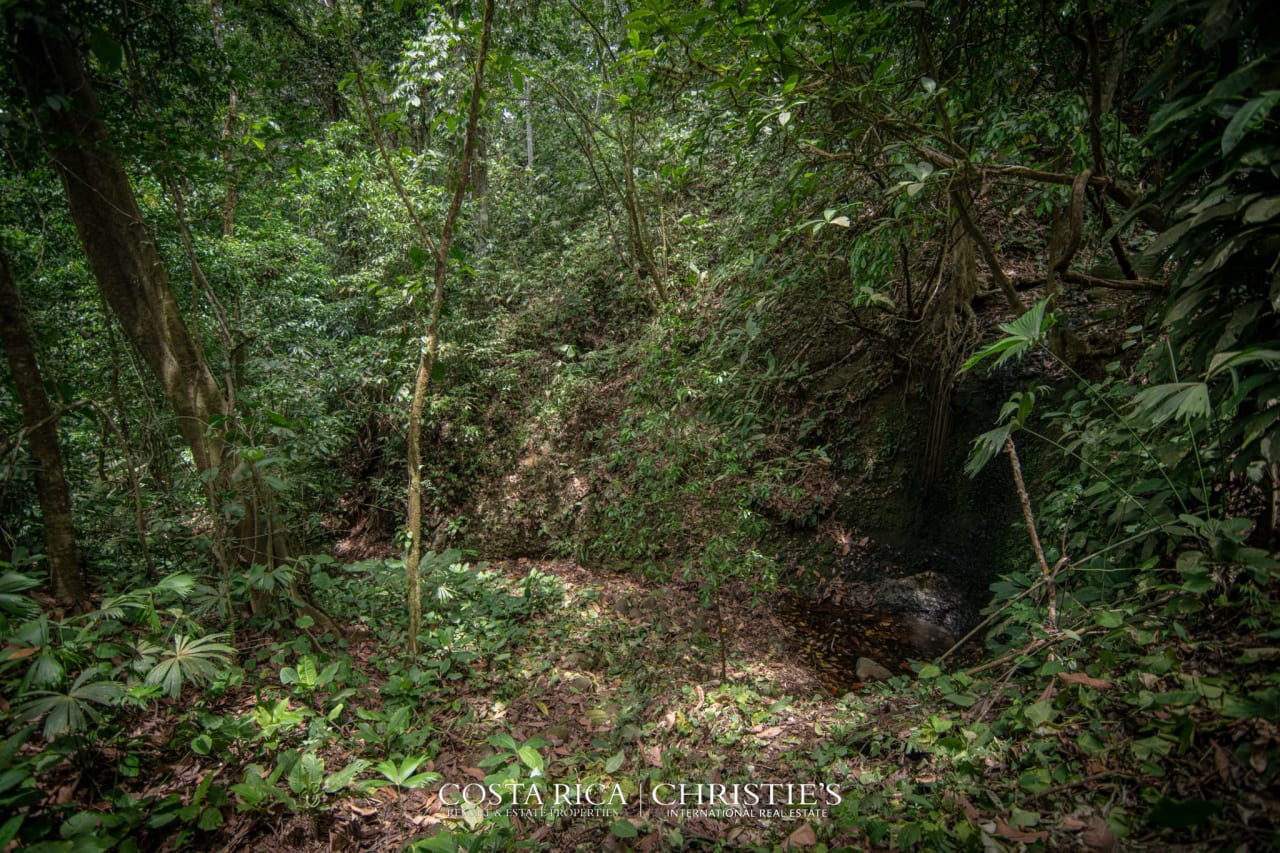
[777,592,982,694]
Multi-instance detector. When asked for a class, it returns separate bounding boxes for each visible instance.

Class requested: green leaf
[965,424,1011,478]
[517,744,544,775]
[604,750,625,774]
[1243,196,1280,223]
[324,759,369,794]
[611,819,639,838]
[963,298,1054,371]
[1222,91,1280,155]
[1095,611,1125,628]
[1131,735,1172,760]
[1222,687,1280,719]
[197,806,224,831]
[1207,347,1280,377]
[298,656,317,689]
[0,815,24,851]
[1024,700,1058,727]
[1017,768,1051,792]
[1130,382,1212,426]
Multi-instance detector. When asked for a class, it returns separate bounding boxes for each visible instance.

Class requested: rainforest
[0,0,1277,850]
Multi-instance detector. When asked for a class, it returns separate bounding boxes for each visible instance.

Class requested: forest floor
[23,553,1279,851]
[128,558,971,851]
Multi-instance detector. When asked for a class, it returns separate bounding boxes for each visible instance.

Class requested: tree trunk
[0,250,86,607]
[211,0,239,238]
[347,0,494,655]
[10,13,228,477]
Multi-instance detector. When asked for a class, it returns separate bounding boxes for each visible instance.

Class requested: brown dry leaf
[54,781,79,805]
[944,791,980,822]
[755,725,784,739]
[463,766,486,781]
[3,645,39,661]
[995,819,1047,843]
[643,745,663,767]
[1058,672,1114,690]
[348,802,378,817]
[1215,741,1231,781]
[1081,815,1118,852]
[784,823,817,849]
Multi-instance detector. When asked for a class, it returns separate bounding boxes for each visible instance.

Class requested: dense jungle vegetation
[1,0,1278,849]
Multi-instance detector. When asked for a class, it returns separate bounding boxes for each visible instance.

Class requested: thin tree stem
[1005,435,1057,632]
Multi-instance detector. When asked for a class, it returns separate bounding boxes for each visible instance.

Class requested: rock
[902,616,956,658]
[855,657,893,681]
[870,571,973,638]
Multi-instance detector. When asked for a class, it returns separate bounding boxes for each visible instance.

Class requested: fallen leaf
[1214,741,1231,782]
[995,819,1047,843]
[3,646,39,661]
[643,745,663,767]
[755,725,784,739]
[944,791,980,822]
[463,766,486,781]
[784,823,817,848]
[1081,815,1118,852]
[1058,672,1114,690]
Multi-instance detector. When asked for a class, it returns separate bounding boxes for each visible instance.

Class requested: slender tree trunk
[474,124,490,237]
[523,77,535,169]
[10,14,228,478]
[0,250,85,607]
[405,0,494,656]
[347,0,494,655]
[211,0,239,238]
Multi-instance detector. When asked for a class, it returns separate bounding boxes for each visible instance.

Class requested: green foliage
[961,298,1055,373]
[370,755,439,792]
[137,632,234,700]
[1137,0,1280,483]
[0,569,40,625]
[16,667,126,741]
